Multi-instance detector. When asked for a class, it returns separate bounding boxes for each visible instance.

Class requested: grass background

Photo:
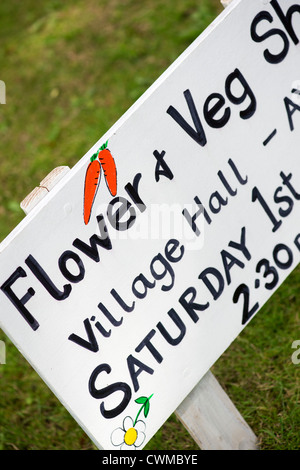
[0,0,299,450]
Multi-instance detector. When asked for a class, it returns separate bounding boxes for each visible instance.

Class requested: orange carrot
[97,141,117,196]
[83,156,101,225]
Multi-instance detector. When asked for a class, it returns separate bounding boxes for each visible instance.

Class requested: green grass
[0,0,299,451]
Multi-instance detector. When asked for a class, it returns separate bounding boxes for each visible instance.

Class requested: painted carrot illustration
[97,141,117,197]
[83,140,117,224]
[83,155,101,225]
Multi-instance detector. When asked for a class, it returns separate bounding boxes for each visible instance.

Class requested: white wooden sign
[1,0,300,450]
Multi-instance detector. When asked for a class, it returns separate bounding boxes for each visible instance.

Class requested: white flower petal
[111,427,125,446]
[134,420,146,433]
[134,431,146,448]
[120,442,136,450]
[123,416,134,432]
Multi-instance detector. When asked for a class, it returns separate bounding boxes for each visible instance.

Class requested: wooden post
[20,166,259,450]
[221,0,233,7]
[20,166,70,214]
[175,370,258,450]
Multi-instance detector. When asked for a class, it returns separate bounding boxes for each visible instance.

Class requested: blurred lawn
[0,0,299,450]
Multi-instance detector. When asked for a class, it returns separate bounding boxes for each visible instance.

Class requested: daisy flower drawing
[111,394,153,450]
[111,416,146,450]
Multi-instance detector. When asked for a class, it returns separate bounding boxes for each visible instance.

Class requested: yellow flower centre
[124,427,138,446]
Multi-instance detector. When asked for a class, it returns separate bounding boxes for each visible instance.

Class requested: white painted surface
[1,0,300,450]
[23,167,259,450]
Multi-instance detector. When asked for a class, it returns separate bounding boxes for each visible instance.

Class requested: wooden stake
[20,166,70,214]
[221,0,233,7]
[176,370,258,450]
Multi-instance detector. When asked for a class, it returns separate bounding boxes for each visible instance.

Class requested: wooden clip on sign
[1,0,300,450]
